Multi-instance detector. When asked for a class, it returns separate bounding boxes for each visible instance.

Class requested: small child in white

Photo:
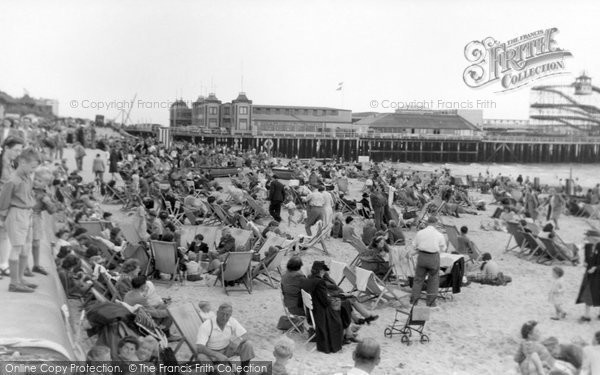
[549,266,566,320]
[272,336,294,375]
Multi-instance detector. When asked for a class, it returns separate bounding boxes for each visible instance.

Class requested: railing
[124,125,600,144]
[483,135,600,144]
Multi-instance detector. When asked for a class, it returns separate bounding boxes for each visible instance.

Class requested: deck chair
[244,193,271,220]
[179,225,221,253]
[121,243,151,276]
[280,289,306,336]
[443,224,481,261]
[538,237,577,265]
[103,184,127,205]
[168,303,204,360]
[210,203,235,226]
[98,271,122,301]
[214,251,254,295]
[329,260,347,286]
[347,236,369,267]
[300,290,317,346]
[252,249,285,288]
[298,223,331,255]
[345,266,408,308]
[521,232,547,262]
[228,227,255,252]
[149,241,180,284]
[505,221,527,253]
[79,221,105,236]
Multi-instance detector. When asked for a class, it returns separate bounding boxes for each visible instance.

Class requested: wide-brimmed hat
[311,260,330,273]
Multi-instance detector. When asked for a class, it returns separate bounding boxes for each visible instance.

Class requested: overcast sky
[1,0,598,125]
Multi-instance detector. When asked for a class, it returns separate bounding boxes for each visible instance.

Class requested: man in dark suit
[268,174,285,222]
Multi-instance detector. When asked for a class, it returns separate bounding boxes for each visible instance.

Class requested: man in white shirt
[581,331,600,375]
[334,338,381,375]
[411,216,447,307]
[303,186,325,235]
[196,303,255,372]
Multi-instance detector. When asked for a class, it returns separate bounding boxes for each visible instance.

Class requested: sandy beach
[56,147,597,375]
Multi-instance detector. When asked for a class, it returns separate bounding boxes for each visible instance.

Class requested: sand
[60,148,599,375]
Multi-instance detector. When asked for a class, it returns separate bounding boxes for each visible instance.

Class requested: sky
[1,0,598,125]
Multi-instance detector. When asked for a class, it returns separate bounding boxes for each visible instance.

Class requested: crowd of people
[1,116,599,374]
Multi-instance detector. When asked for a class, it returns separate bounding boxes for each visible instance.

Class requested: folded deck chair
[214,251,254,295]
[167,303,204,360]
[79,221,105,237]
[252,248,286,288]
[149,241,180,284]
[298,223,331,255]
[300,290,317,347]
[346,266,408,308]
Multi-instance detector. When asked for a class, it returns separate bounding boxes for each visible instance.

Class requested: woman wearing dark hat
[300,261,344,354]
[576,238,600,322]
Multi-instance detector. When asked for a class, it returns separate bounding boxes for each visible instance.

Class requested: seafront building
[126,74,600,163]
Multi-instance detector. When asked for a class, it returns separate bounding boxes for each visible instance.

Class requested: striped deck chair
[168,303,204,360]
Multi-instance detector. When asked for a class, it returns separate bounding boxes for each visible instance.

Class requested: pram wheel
[420,334,430,344]
[401,335,411,345]
[384,328,393,338]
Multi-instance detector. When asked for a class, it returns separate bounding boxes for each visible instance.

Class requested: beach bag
[276,316,304,331]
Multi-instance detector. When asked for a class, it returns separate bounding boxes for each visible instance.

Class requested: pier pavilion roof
[356,112,479,130]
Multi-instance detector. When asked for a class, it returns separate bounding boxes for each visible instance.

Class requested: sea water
[384,162,600,189]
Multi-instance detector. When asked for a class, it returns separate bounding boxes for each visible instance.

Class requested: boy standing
[0,148,41,292]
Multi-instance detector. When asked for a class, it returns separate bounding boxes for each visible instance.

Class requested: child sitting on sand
[467,253,512,286]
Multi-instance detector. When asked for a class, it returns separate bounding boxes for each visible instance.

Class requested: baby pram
[384,299,430,345]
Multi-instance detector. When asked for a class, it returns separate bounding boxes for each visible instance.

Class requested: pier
[124,127,600,163]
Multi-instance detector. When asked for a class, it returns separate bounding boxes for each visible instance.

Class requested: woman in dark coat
[301,261,344,354]
[576,241,600,322]
[109,147,121,176]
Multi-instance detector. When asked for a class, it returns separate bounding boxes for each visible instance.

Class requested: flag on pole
[158,127,172,149]
[336,82,344,91]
